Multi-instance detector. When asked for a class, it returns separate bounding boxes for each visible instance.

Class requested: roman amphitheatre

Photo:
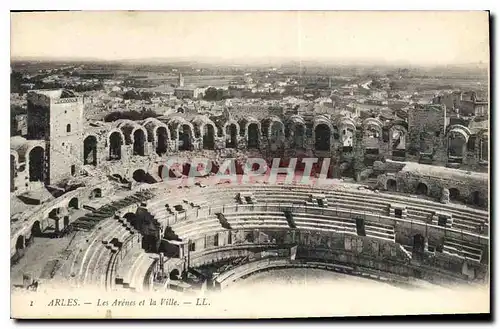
[10,89,489,299]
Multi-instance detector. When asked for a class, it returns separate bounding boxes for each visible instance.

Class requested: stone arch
[413,234,425,254]
[15,235,25,251]
[386,178,397,192]
[83,135,98,166]
[419,131,434,154]
[286,115,306,149]
[178,124,193,151]
[31,220,42,237]
[155,126,170,155]
[108,130,124,160]
[416,182,429,196]
[90,188,102,199]
[339,117,356,151]
[449,188,460,202]
[201,124,215,150]
[116,120,141,145]
[239,118,261,148]
[169,268,180,280]
[158,165,166,180]
[447,125,470,160]
[142,118,171,155]
[28,146,45,182]
[313,116,333,151]
[362,120,382,154]
[389,124,408,157]
[133,128,146,156]
[69,197,79,209]
[362,118,383,131]
[247,123,260,149]
[224,120,239,148]
[168,118,195,151]
[262,116,285,141]
[133,169,148,183]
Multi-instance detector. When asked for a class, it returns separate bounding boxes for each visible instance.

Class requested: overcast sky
[11,11,489,65]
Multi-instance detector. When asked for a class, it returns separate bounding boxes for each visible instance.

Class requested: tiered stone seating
[233,185,488,234]
[443,237,483,262]
[77,218,121,284]
[114,248,147,290]
[73,190,155,232]
[105,231,140,291]
[292,213,357,234]
[85,222,129,286]
[222,211,289,230]
[172,215,223,240]
[129,253,158,292]
[73,190,155,287]
[364,222,395,242]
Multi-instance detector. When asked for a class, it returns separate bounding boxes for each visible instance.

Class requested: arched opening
[28,146,44,182]
[342,127,354,152]
[109,132,123,160]
[291,124,305,149]
[69,197,79,209]
[226,124,237,148]
[202,124,215,150]
[133,129,146,156]
[15,235,25,251]
[449,188,460,202]
[386,179,397,192]
[314,124,331,151]
[158,165,166,179]
[416,183,428,196]
[391,128,406,158]
[363,126,380,155]
[471,191,483,207]
[169,269,180,280]
[413,234,425,254]
[269,121,283,143]
[10,155,15,192]
[133,169,148,183]
[156,127,169,156]
[247,123,260,149]
[448,131,466,162]
[182,163,192,176]
[66,124,71,133]
[90,188,102,199]
[31,221,42,238]
[178,125,192,151]
[83,135,98,166]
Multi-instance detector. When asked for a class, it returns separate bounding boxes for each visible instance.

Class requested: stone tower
[27,89,84,185]
[178,72,184,88]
